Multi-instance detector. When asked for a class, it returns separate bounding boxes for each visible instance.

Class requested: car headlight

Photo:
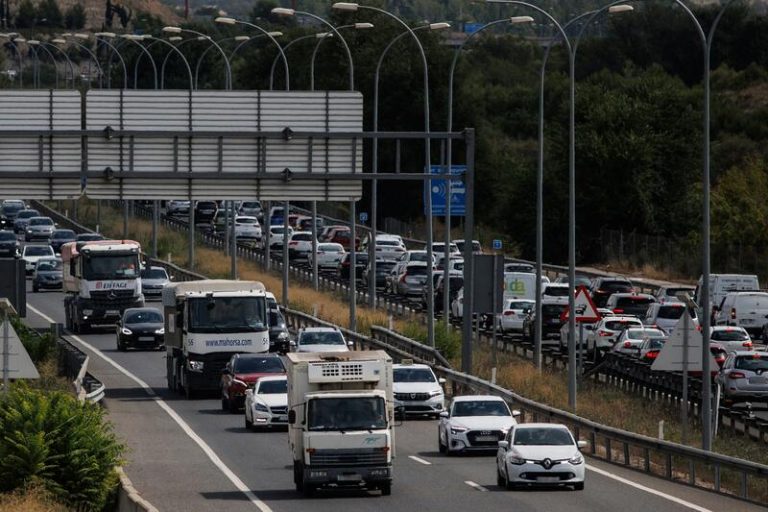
[277,332,289,340]
[568,453,584,465]
[450,426,467,435]
[187,360,204,372]
[254,403,269,412]
[507,454,526,465]
[155,328,165,335]
[428,390,443,398]
[121,328,132,335]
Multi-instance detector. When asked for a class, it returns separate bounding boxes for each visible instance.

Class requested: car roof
[257,374,287,382]
[601,316,643,322]
[452,395,505,402]
[730,350,767,357]
[514,423,571,430]
[393,363,432,370]
[123,307,160,315]
[233,352,282,359]
[301,327,339,333]
[608,293,655,299]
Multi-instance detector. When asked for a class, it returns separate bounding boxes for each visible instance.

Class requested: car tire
[574,482,584,491]
[504,467,515,490]
[221,396,229,411]
[497,468,505,488]
[245,414,253,431]
[32,284,38,293]
[380,482,392,496]
[438,434,447,454]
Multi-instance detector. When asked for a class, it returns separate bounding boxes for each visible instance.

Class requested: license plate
[537,476,560,483]
[276,415,288,422]
[106,310,119,315]
[748,377,767,384]
[474,435,497,442]
[139,336,155,342]
[337,474,362,482]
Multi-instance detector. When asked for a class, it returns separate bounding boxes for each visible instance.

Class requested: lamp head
[608,5,634,14]
[51,38,66,44]
[215,16,236,25]
[163,26,183,34]
[429,22,451,30]
[168,36,182,42]
[509,16,534,24]
[234,35,250,42]
[267,31,283,37]
[354,22,374,29]
[332,2,359,11]
[27,39,40,45]
[271,7,295,16]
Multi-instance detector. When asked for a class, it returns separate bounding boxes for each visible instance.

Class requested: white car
[166,200,191,216]
[393,362,446,418]
[308,243,346,271]
[238,200,263,219]
[541,283,569,304]
[612,327,666,356]
[643,302,696,334]
[393,250,435,276]
[287,231,315,259]
[295,327,351,353]
[24,216,55,242]
[244,375,289,430]
[453,239,482,254]
[431,242,460,266]
[267,225,293,249]
[234,216,262,241]
[586,316,644,356]
[438,395,519,454]
[714,291,768,338]
[22,244,55,275]
[709,326,753,353]
[498,299,534,334]
[496,423,586,490]
[451,287,464,319]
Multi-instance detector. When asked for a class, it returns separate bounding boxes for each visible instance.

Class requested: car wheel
[574,482,584,491]
[245,414,253,431]
[497,467,505,487]
[228,397,239,414]
[380,482,392,496]
[438,434,447,454]
[32,284,38,293]
[221,396,229,411]
[504,466,515,490]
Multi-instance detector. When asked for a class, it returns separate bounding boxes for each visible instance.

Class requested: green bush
[0,384,124,511]
[9,317,55,364]
[401,322,461,362]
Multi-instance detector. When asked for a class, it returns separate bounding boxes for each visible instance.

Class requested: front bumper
[448,429,506,452]
[394,395,444,415]
[34,278,62,289]
[142,286,164,298]
[251,409,289,427]
[120,332,163,349]
[505,460,585,485]
[303,465,392,486]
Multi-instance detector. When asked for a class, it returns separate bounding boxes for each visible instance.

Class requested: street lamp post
[27,40,60,88]
[120,34,158,89]
[215,17,288,90]
[0,33,24,87]
[63,34,106,88]
[268,32,330,91]
[333,1,436,344]
[49,39,77,88]
[163,26,232,90]
[194,35,248,88]
[94,32,128,89]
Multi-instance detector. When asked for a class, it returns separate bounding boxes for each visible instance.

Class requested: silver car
[395,261,429,297]
[716,351,768,404]
[25,216,55,241]
[140,266,171,300]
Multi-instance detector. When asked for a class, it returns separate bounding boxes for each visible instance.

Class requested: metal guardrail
[52,324,105,404]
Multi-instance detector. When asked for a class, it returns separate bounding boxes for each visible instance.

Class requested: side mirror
[577,440,588,449]
[511,409,521,418]
[438,377,446,385]
[347,341,354,347]
[498,440,509,449]
[288,410,296,425]
[439,411,449,418]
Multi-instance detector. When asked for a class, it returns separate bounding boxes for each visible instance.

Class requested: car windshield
[242,202,260,209]
[657,305,685,319]
[77,234,104,241]
[378,240,400,246]
[300,331,345,346]
[393,368,436,383]
[29,218,53,226]
[53,230,75,239]
[188,297,267,333]
[2,203,23,213]
[513,428,573,446]
[507,301,532,310]
[141,268,168,280]
[406,266,428,276]
[452,400,510,417]
[711,330,749,341]
[233,356,284,374]
[542,304,566,317]
[646,339,666,350]
[627,329,664,340]
[268,310,284,327]
[599,281,633,292]
[24,246,53,256]
[319,244,343,252]
[292,234,312,241]
[604,320,639,330]
[257,379,287,394]
[0,232,15,241]
[125,310,163,324]
[544,287,568,297]
[16,210,39,219]
[36,260,62,271]
[308,397,387,431]
[82,254,139,279]
[734,355,768,372]
[409,252,430,262]
[237,218,258,225]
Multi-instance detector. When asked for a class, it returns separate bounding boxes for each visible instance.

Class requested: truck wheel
[117,339,126,352]
[380,482,392,496]
[293,462,304,491]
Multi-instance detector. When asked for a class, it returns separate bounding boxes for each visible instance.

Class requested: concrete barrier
[116,467,159,512]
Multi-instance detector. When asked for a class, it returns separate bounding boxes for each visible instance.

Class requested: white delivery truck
[286,350,395,496]
[163,280,270,398]
[60,239,145,333]
[695,274,759,320]
[503,271,537,301]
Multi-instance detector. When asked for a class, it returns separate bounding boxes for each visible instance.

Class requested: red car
[221,353,285,413]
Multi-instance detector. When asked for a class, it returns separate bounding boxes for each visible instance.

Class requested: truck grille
[466,430,505,447]
[394,392,430,401]
[89,289,138,309]
[310,448,388,467]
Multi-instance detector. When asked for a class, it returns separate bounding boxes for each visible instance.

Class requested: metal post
[443,168,451,332]
[96,200,101,231]
[224,199,230,256]
[312,201,319,290]
[152,200,158,258]
[282,201,289,307]
[265,200,271,271]
[350,200,357,332]
[123,201,128,238]
[492,254,498,367]
[230,201,237,279]
[578,322,584,379]
[701,18,713,455]
[461,129,475,374]
[682,311,689,444]
[2,313,8,395]
[567,47,577,412]
[188,204,195,270]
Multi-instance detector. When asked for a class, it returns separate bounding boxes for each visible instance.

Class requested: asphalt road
[16,283,760,512]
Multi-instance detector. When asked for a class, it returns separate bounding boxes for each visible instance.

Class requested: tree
[64,3,86,30]
[14,0,36,28]
[37,0,63,27]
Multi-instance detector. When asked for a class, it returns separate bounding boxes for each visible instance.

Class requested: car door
[497,427,513,475]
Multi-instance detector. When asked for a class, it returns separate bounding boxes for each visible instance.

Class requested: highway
[23,286,763,512]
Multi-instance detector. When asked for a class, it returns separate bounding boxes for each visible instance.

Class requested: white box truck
[163,280,270,398]
[285,350,395,496]
[695,273,759,320]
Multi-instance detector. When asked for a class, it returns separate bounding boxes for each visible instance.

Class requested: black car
[362,259,397,288]
[116,308,164,351]
[337,252,369,280]
[194,201,218,223]
[0,200,25,228]
[298,217,324,232]
[268,309,290,353]
[50,229,77,253]
[32,257,63,292]
[76,232,106,243]
[590,277,634,308]
[0,230,19,258]
[435,273,464,314]
[522,302,568,341]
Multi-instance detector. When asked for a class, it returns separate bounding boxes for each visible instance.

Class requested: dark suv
[194,201,219,224]
[521,301,568,342]
[0,230,19,258]
[589,277,634,308]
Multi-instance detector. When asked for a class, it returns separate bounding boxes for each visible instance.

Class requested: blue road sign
[359,212,368,223]
[492,239,502,251]
[464,22,484,34]
[424,165,466,217]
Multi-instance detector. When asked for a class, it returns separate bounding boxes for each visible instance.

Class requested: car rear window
[319,244,343,252]
[734,295,768,309]
[604,320,640,330]
[141,268,168,279]
[292,234,312,241]
[0,232,15,241]
[734,355,768,372]
[406,266,427,276]
[711,329,749,341]
[53,230,75,239]
[25,246,53,256]
[544,287,568,297]
[542,304,566,316]
[507,301,532,310]
[600,281,633,292]
[657,305,685,319]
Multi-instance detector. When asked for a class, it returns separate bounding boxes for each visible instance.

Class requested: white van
[503,272,537,302]
[713,291,768,337]
[696,274,759,319]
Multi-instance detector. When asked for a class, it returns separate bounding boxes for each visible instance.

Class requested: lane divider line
[464,480,488,492]
[408,455,432,465]
[27,304,273,512]
[586,465,712,512]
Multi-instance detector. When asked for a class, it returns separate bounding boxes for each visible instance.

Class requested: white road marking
[408,455,432,465]
[28,304,273,512]
[587,464,713,512]
[464,480,489,492]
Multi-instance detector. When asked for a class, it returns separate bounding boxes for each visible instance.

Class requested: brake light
[623,341,632,348]
[289,241,298,246]
[730,308,736,320]
[645,350,660,360]
[503,311,514,316]
[742,341,753,348]
[598,330,612,337]
[400,274,407,283]
[613,308,624,314]
[729,371,746,379]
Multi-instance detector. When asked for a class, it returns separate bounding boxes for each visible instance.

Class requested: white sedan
[438,395,519,454]
[308,243,346,271]
[496,423,586,490]
[234,216,262,241]
[498,299,534,334]
[244,375,288,430]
